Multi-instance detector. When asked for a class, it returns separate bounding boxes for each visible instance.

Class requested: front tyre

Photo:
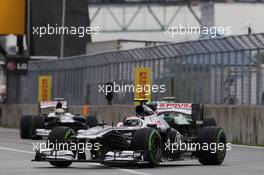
[48,126,76,168]
[20,115,33,139]
[131,128,162,167]
[197,126,227,165]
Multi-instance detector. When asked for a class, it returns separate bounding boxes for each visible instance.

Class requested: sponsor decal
[134,67,151,103]
[38,76,52,102]
[5,57,28,75]
[158,103,192,109]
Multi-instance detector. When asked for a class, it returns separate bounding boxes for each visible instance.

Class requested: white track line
[85,163,151,175]
[232,144,264,150]
[0,146,150,175]
[117,168,151,175]
[0,146,34,154]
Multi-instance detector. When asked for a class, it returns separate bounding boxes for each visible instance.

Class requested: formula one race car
[33,101,227,168]
[145,99,217,132]
[20,99,98,139]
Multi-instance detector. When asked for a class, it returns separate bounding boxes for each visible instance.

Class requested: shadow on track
[33,162,208,170]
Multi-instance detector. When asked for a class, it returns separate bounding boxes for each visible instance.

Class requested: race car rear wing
[156,103,204,122]
[39,100,68,114]
[134,99,205,122]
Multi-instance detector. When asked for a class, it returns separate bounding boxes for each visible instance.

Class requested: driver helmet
[55,108,64,115]
[123,115,141,127]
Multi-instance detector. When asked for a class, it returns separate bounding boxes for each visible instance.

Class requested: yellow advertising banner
[134,67,151,103]
[0,0,25,35]
[38,76,52,102]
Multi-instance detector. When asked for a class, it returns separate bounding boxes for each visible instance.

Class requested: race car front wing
[32,149,147,165]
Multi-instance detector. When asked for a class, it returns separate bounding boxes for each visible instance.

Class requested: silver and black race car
[32,102,227,168]
[20,99,97,139]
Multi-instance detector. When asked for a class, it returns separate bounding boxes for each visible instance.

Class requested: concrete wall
[70,105,135,125]
[1,104,264,145]
[0,104,39,127]
[0,104,135,128]
[204,105,264,145]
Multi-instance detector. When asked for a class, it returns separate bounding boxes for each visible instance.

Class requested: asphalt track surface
[0,127,264,175]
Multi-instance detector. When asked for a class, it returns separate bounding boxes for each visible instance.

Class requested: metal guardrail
[12,33,264,105]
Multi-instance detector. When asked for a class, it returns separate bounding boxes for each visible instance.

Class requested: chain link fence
[10,33,264,105]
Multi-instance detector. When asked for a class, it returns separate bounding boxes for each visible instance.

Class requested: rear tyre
[86,115,98,128]
[20,115,33,139]
[32,116,46,139]
[48,126,76,168]
[131,128,162,167]
[197,126,227,165]
[33,116,46,128]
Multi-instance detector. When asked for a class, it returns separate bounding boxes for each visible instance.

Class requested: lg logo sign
[17,62,28,70]
[6,62,16,71]
[7,62,27,71]
[5,57,29,75]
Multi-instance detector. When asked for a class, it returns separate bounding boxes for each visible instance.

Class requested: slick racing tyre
[131,128,162,167]
[33,116,46,129]
[20,115,33,139]
[197,126,227,165]
[86,115,98,128]
[20,115,46,139]
[48,126,76,168]
[32,116,46,139]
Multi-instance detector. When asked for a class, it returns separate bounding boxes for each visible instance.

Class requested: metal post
[241,51,245,104]
[220,53,224,104]
[208,53,212,103]
[214,53,217,104]
[27,0,31,56]
[256,49,260,104]
[60,0,66,58]
[248,50,252,104]
[234,52,238,104]
[191,55,194,103]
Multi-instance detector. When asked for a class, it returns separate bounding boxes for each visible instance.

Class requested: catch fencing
[9,33,264,105]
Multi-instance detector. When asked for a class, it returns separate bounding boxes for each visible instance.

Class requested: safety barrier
[1,104,264,145]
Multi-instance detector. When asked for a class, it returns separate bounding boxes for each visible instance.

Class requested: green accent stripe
[148,130,161,165]
[64,130,71,140]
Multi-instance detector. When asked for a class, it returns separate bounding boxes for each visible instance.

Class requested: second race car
[20,99,98,139]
